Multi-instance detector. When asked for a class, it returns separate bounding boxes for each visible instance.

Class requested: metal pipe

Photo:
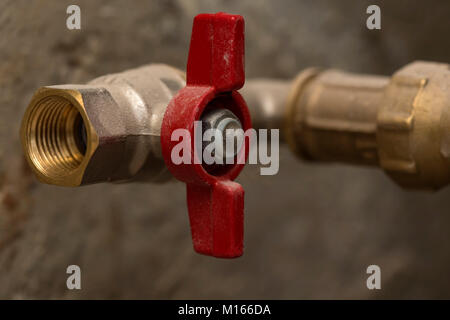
[240,79,290,133]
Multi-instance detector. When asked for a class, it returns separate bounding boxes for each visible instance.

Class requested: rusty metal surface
[1,0,450,299]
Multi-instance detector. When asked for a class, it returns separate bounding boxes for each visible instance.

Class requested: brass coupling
[285,61,450,190]
[20,64,185,186]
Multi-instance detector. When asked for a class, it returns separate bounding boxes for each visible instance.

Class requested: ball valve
[20,12,251,259]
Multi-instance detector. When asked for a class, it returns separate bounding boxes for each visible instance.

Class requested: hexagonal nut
[20,85,133,186]
[377,61,450,189]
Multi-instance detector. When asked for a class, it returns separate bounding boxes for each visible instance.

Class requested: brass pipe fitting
[21,64,185,186]
[285,61,450,190]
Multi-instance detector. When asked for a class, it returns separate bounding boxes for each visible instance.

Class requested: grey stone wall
[0,0,449,298]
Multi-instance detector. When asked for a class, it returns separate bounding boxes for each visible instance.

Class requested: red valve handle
[161,12,251,258]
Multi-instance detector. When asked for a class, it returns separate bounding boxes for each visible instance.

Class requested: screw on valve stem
[201,108,244,164]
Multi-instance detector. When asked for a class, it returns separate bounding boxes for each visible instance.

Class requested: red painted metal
[161,12,251,258]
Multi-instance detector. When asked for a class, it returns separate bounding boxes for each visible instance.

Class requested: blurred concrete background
[0,0,449,299]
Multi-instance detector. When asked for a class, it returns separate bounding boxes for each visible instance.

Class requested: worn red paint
[161,12,251,258]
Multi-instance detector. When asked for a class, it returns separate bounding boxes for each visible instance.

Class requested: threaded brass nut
[20,87,99,186]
